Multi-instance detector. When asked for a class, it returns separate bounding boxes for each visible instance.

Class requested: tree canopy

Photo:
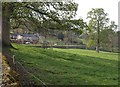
[84,8,118,52]
[2,1,84,47]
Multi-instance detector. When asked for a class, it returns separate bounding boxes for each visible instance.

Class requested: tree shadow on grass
[11,47,118,85]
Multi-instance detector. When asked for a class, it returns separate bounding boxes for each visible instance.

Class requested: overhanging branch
[24,5,61,24]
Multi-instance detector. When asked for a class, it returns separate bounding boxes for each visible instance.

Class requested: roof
[11,34,38,37]
[21,34,35,37]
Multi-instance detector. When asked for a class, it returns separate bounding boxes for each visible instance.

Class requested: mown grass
[11,44,119,85]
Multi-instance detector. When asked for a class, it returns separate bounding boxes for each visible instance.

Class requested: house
[11,33,39,44]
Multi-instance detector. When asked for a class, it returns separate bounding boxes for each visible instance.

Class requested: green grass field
[11,44,118,85]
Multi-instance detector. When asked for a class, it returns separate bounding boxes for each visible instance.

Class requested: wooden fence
[13,55,47,87]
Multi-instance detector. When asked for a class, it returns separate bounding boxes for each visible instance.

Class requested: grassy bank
[11,44,118,85]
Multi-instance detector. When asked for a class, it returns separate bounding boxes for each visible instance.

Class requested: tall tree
[87,8,109,52]
[99,21,117,52]
[2,3,15,48]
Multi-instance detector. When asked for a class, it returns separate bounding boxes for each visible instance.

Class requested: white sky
[74,0,119,25]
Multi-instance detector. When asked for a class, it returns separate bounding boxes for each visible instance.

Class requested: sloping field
[11,44,118,85]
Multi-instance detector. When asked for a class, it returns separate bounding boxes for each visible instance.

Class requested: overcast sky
[74,0,119,25]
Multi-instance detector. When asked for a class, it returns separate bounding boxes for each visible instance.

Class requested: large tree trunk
[2,3,15,56]
[2,3,14,48]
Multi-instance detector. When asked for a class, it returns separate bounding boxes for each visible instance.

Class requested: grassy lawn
[11,44,118,85]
